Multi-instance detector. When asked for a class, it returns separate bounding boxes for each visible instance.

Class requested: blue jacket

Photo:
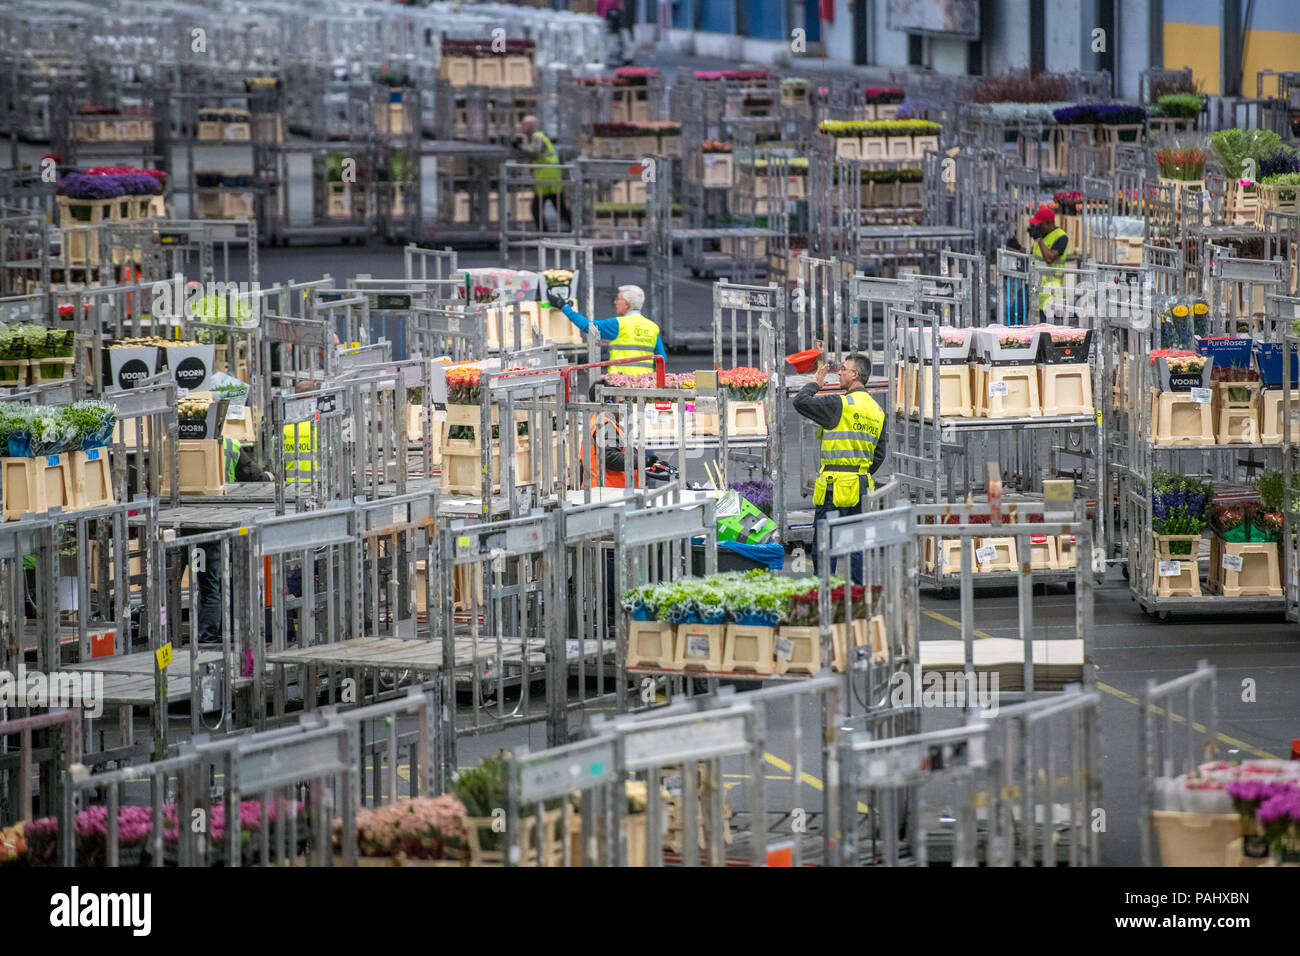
[561,304,668,361]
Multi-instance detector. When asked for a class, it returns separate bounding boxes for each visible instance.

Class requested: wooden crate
[2,454,74,520]
[1040,363,1093,415]
[160,439,226,496]
[1260,389,1298,444]
[628,620,676,668]
[720,624,775,675]
[1213,384,1260,444]
[773,625,820,675]
[474,57,505,87]
[440,435,535,496]
[1208,538,1282,597]
[484,300,538,349]
[71,447,114,509]
[975,536,1017,573]
[859,136,888,160]
[702,154,732,187]
[1028,534,1059,571]
[503,56,534,88]
[1152,812,1243,867]
[440,57,475,86]
[917,364,972,418]
[726,400,767,436]
[984,365,1041,418]
[221,191,255,219]
[672,622,725,670]
[1150,388,1214,445]
[1058,535,1077,569]
[1153,534,1201,597]
[833,138,860,160]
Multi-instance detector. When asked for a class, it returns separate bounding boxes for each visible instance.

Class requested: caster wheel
[1157,610,1172,623]
[1121,564,1129,580]
[690,268,700,278]
[1066,580,1076,594]
[938,587,957,600]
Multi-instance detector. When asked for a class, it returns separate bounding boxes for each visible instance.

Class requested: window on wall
[908,32,923,66]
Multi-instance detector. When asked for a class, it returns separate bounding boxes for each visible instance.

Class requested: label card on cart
[774,637,794,661]
[975,546,996,563]
[1157,560,1182,577]
[1221,553,1244,572]
[988,381,1009,397]
[686,633,711,659]
[1189,387,1211,404]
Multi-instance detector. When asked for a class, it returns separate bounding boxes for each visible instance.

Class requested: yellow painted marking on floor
[1096,682,1279,759]
[922,608,995,640]
[764,752,869,814]
[922,606,1282,761]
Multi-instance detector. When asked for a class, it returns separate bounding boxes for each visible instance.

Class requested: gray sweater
[792,383,887,473]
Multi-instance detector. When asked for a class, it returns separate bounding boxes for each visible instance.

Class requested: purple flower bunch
[115,172,163,196]
[728,478,773,517]
[1053,105,1099,126]
[56,172,126,200]
[1255,783,1300,832]
[1095,104,1148,125]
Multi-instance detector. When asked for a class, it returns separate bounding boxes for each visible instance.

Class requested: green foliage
[1256,470,1284,513]
[1156,93,1204,119]
[1210,128,1285,179]
[1261,171,1300,186]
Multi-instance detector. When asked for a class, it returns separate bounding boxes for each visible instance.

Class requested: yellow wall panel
[1242,29,1300,97]
[1163,22,1221,95]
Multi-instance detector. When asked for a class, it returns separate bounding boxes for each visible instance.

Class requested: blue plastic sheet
[720,540,785,571]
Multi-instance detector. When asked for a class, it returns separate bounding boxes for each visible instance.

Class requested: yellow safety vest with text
[1033,226,1068,315]
[813,391,884,508]
[283,421,316,482]
[607,311,661,376]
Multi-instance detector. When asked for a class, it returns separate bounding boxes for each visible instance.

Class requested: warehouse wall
[1164,0,1300,96]
[985,0,1032,75]
[1115,0,1150,100]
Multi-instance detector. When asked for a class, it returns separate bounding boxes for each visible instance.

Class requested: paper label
[156,642,174,670]
[1157,560,1182,577]
[975,546,997,563]
[1221,553,1244,572]
[1189,387,1211,404]
[686,633,711,659]
[774,637,794,660]
[988,381,1009,397]
[46,455,59,466]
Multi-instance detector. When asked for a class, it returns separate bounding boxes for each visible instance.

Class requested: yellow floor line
[922,608,996,640]
[764,752,869,814]
[922,598,1280,760]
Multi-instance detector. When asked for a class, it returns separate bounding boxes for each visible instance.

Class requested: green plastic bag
[716,490,777,545]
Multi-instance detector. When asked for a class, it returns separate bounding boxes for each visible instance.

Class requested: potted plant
[717,366,769,402]
[1151,471,1211,555]
[445,366,483,405]
[1052,104,1100,127]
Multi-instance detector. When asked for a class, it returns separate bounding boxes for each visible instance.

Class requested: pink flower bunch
[348,795,468,860]
[1038,325,1088,343]
[938,329,968,346]
[997,330,1036,348]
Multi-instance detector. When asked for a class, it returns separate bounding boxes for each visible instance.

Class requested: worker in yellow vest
[283,379,318,483]
[548,284,666,376]
[514,115,570,231]
[1027,204,1068,322]
[792,353,886,583]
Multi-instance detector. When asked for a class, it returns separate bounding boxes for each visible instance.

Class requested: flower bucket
[977,327,1042,365]
[629,603,654,622]
[785,348,822,374]
[734,611,779,628]
[1156,354,1213,391]
[1040,328,1093,364]
[697,607,726,626]
[7,435,32,458]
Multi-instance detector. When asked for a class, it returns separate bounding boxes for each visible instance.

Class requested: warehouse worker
[1027,204,1068,321]
[582,382,670,487]
[197,439,271,644]
[549,284,666,377]
[793,353,886,583]
[283,379,318,483]
[513,115,571,231]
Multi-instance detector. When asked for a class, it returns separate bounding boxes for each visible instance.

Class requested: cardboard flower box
[976,327,1042,366]
[1155,353,1213,392]
[1040,328,1093,364]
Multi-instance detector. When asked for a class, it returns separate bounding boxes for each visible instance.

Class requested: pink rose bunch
[347,794,468,860]
[718,366,769,401]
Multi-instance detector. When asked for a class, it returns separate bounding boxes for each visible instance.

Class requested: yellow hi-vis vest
[532,131,562,197]
[607,311,661,376]
[813,391,884,508]
[1033,226,1068,315]
[283,421,316,482]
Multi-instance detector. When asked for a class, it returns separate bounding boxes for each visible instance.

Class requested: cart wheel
[1157,610,1172,623]
[938,586,957,600]
[690,268,700,277]
[1066,580,1076,594]
[1121,564,1130,580]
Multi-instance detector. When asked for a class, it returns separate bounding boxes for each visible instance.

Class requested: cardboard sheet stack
[918,638,1084,691]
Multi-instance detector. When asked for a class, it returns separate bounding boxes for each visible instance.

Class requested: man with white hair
[548,282,666,376]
